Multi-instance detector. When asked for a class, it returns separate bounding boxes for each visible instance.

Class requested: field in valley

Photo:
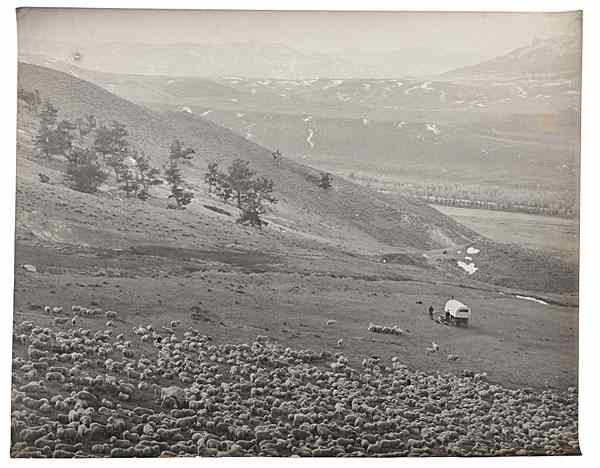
[432,205,579,262]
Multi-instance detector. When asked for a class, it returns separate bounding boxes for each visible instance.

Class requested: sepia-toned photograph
[11,7,581,458]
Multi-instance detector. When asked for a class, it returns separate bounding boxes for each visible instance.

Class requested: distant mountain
[440,35,581,80]
[19,38,365,79]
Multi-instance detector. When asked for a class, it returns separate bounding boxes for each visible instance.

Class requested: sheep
[337,339,344,347]
[45,372,65,383]
[326,319,337,325]
[105,310,118,319]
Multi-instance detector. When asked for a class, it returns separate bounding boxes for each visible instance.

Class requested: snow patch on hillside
[426,123,440,135]
[405,81,433,95]
[515,295,548,305]
[457,261,478,275]
[322,79,344,90]
[306,129,314,148]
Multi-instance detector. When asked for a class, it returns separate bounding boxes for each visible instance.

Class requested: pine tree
[227,159,255,208]
[93,121,130,180]
[65,147,107,193]
[169,185,194,209]
[204,161,219,193]
[169,139,196,161]
[38,99,58,127]
[133,150,161,200]
[237,195,266,228]
[163,159,183,187]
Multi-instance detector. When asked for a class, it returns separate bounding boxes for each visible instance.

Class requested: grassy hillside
[17,62,476,253]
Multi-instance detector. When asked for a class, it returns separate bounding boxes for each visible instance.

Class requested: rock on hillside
[17,62,475,252]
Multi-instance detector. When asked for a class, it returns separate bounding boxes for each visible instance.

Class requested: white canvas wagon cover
[444,299,471,318]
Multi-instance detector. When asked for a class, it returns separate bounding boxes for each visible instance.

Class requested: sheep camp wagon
[444,299,471,327]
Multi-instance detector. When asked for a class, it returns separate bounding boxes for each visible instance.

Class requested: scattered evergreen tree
[93,120,129,161]
[75,114,96,144]
[133,150,161,200]
[65,147,107,193]
[93,121,130,180]
[251,176,277,204]
[18,88,42,113]
[38,99,58,127]
[120,169,140,198]
[163,158,194,209]
[33,121,55,158]
[215,172,233,202]
[54,120,77,155]
[226,159,255,208]
[204,161,219,193]
[163,159,183,187]
[169,139,196,161]
[237,196,266,228]
[168,185,194,209]
[34,118,75,158]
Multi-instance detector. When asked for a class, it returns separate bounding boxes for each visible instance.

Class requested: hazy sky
[17,8,581,73]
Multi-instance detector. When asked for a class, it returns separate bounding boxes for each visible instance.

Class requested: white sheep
[105,310,118,319]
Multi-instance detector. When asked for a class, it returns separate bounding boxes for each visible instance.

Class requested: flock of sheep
[11,304,579,457]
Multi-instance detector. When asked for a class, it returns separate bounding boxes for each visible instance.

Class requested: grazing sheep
[9,305,580,458]
[105,311,118,319]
